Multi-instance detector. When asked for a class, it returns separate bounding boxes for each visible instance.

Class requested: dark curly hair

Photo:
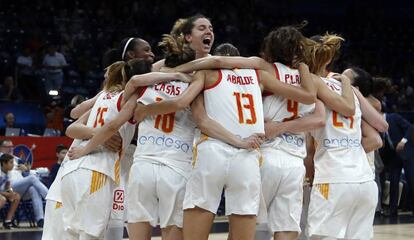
[261,24,306,66]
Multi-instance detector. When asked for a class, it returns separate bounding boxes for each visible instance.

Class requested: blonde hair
[306,33,344,74]
[104,61,127,92]
[104,59,152,92]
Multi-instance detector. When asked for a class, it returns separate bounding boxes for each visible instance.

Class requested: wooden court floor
[1,215,414,239]
[152,225,414,239]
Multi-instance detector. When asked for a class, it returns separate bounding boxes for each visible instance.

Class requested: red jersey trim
[128,86,147,124]
[254,69,261,85]
[273,63,281,81]
[117,93,123,112]
[137,86,147,98]
[205,70,222,90]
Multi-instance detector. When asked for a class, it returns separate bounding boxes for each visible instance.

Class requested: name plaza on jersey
[322,136,361,148]
[226,74,255,85]
[138,134,191,153]
[282,74,301,85]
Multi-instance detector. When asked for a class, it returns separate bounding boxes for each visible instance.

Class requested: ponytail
[104,59,152,93]
[159,18,195,67]
[104,61,128,92]
[306,33,344,74]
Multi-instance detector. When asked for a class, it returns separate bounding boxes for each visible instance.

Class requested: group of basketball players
[41,14,388,240]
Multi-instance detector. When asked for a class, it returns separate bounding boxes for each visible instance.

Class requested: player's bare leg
[161,225,182,240]
[229,214,256,240]
[183,207,214,240]
[127,222,152,240]
[274,231,299,240]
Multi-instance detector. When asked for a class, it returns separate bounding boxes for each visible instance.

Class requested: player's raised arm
[315,74,355,117]
[133,70,205,122]
[361,120,383,153]
[70,92,101,119]
[67,94,138,159]
[353,87,388,132]
[122,72,192,104]
[173,56,272,73]
[66,109,93,139]
[264,100,325,139]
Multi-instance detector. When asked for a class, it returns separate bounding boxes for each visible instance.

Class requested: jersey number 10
[154,97,175,133]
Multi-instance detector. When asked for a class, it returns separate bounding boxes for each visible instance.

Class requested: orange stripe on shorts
[316,183,329,200]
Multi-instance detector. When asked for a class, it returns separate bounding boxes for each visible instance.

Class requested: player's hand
[103,132,122,152]
[292,61,308,70]
[332,74,350,84]
[17,164,28,172]
[239,133,265,150]
[133,103,147,123]
[304,156,315,186]
[396,141,406,152]
[176,72,192,83]
[68,146,86,160]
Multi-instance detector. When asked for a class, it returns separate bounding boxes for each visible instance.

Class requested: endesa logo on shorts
[280,133,304,147]
[322,137,361,148]
[112,190,124,211]
[138,134,191,153]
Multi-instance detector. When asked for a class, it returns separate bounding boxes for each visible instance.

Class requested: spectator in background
[380,109,414,217]
[16,47,40,101]
[0,112,26,136]
[0,112,15,136]
[44,100,64,134]
[0,153,21,229]
[0,139,48,227]
[47,144,67,187]
[42,44,68,93]
[0,76,23,102]
[4,112,15,128]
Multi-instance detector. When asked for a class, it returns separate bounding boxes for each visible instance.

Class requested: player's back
[262,62,315,158]
[135,81,196,177]
[203,68,264,139]
[311,77,373,184]
[63,91,136,181]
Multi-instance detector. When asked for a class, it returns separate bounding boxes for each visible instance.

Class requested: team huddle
[41,14,388,240]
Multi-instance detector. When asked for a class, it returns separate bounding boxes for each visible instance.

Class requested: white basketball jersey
[311,77,374,184]
[134,81,196,177]
[204,69,264,139]
[61,91,136,181]
[262,62,315,158]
